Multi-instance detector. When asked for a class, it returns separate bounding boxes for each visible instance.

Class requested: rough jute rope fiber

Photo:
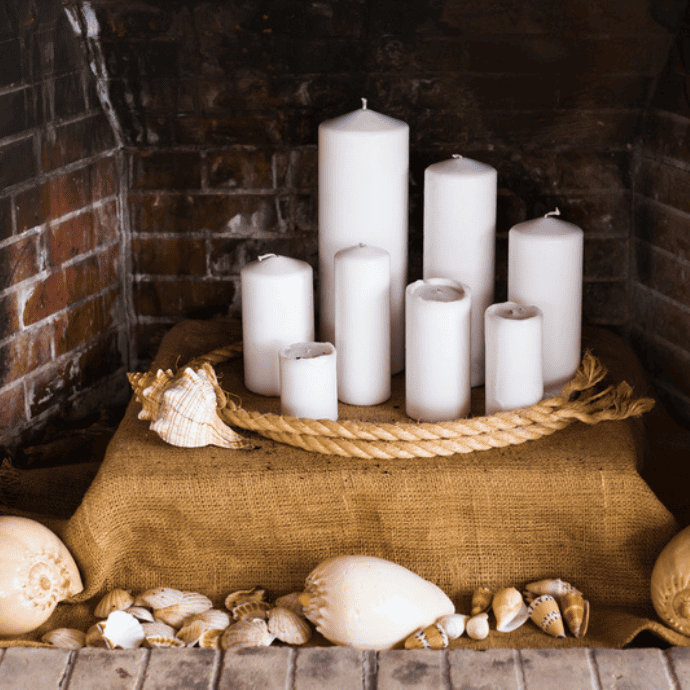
[156,342,656,460]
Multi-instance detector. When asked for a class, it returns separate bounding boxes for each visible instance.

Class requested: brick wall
[0,0,128,453]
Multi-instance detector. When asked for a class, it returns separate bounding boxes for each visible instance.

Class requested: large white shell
[298,555,455,650]
[651,524,690,636]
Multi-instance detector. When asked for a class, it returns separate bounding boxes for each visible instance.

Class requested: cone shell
[134,587,185,610]
[404,623,449,650]
[221,619,275,649]
[493,587,529,633]
[94,589,134,618]
[466,613,490,640]
[524,578,580,598]
[267,606,312,645]
[42,628,85,649]
[98,610,145,649]
[274,592,306,618]
[225,587,266,611]
[232,600,272,621]
[528,595,566,638]
[560,592,590,638]
[471,587,493,615]
[153,592,213,628]
[436,613,467,640]
[199,628,224,649]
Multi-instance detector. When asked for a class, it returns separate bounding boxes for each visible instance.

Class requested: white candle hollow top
[281,342,335,360]
[411,283,466,303]
[489,303,542,321]
[427,156,496,178]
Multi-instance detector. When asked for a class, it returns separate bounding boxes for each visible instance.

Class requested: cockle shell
[225,587,266,611]
[298,555,455,650]
[199,628,224,649]
[150,367,249,449]
[471,587,494,615]
[404,623,449,650]
[134,587,185,610]
[528,595,566,638]
[42,628,86,649]
[125,606,155,623]
[128,368,175,421]
[274,592,306,617]
[153,592,213,628]
[267,606,312,645]
[466,613,490,640]
[185,609,231,630]
[221,619,275,649]
[651,524,690,636]
[436,613,467,640]
[493,587,530,633]
[94,589,134,618]
[98,610,145,649]
[146,635,186,648]
[141,621,177,642]
[559,591,590,638]
[177,619,215,646]
[524,578,580,599]
[232,600,272,621]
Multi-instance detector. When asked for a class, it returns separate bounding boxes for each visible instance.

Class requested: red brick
[133,278,236,318]
[207,149,273,189]
[0,325,53,388]
[130,150,201,189]
[23,271,68,325]
[0,384,26,435]
[132,236,207,275]
[0,234,40,285]
[42,114,116,171]
[0,291,19,340]
[0,136,36,190]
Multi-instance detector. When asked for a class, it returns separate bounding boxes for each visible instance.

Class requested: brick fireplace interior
[2,0,690,471]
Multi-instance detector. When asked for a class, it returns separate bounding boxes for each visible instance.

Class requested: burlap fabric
[1,319,687,649]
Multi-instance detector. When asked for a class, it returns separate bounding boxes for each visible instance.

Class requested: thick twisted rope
[176,342,655,459]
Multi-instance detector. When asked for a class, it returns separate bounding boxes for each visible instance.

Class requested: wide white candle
[423,154,497,388]
[508,209,584,395]
[405,278,471,422]
[484,302,544,415]
[279,342,338,421]
[241,254,314,396]
[335,244,391,405]
[318,98,409,374]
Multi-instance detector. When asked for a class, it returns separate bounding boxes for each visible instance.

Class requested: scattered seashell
[125,606,155,623]
[436,613,467,640]
[221,619,275,649]
[651,524,690,636]
[42,628,85,649]
[493,587,530,633]
[404,623,449,650]
[134,587,185,610]
[85,624,107,648]
[146,635,186,648]
[524,578,580,598]
[274,592,306,618]
[466,613,490,640]
[94,589,134,619]
[177,619,216,647]
[128,368,175,422]
[185,609,230,630]
[232,600,272,621]
[559,591,590,638]
[198,628,224,649]
[470,587,494,615]
[153,592,213,628]
[528,595,566,638]
[141,621,178,641]
[267,606,312,645]
[224,587,267,611]
[298,555,455,650]
[98,610,145,649]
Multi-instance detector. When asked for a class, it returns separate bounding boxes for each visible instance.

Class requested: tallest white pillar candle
[318,99,409,374]
[423,155,497,387]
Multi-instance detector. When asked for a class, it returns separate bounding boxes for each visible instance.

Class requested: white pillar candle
[484,302,544,415]
[318,98,409,374]
[508,209,584,396]
[405,278,471,422]
[335,244,391,405]
[279,342,338,421]
[241,254,314,396]
[423,154,497,388]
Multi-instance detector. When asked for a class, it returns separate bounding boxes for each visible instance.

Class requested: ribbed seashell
[198,628,224,649]
[221,619,275,649]
[177,619,217,647]
[149,366,249,449]
[470,587,493,615]
[98,610,145,649]
[128,368,175,421]
[436,613,467,640]
[94,589,134,618]
[141,621,177,641]
[125,606,155,623]
[493,587,530,633]
[651,524,690,636]
[225,587,267,611]
[528,595,566,638]
[267,606,312,645]
[85,624,107,648]
[404,623,449,650]
[184,609,230,630]
[154,592,213,628]
[42,628,86,649]
[146,635,186,648]
[232,600,272,621]
[466,613,490,640]
[524,578,580,598]
[134,587,185,610]
[274,592,306,618]
[559,591,590,638]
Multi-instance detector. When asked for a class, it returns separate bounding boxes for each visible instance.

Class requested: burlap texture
[2,319,686,649]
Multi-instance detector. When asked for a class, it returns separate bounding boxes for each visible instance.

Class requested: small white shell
[267,606,312,645]
[134,587,185,610]
[94,589,134,618]
[98,610,145,649]
[154,592,213,628]
[493,587,529,633]
[221,619,275,649]
[274,592,306,617]
[466,613,490,641]
[42,628,85,649]
[436,613,467,640]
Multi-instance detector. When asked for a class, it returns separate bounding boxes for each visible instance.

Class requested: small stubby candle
[484,302,544,415]
[335,244,391,405]
[405,278,472,422]
[508,209,584,395]
[318,98,409,374]
[241,254,314,396]
[279,342,338,421]
[423,154,497,388]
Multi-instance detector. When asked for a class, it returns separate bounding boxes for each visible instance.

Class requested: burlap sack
[1,319,686,649]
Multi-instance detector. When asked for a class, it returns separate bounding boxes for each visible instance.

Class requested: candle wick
[545,208,561,218]
[257,253,277,262]
[361,97,368,110]
[452,154,463,159]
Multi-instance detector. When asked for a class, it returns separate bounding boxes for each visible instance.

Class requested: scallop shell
[225,587,267,611]
[177,619,217,646]
[94,589,134,618]
[232,600,272,621]
[185,609,230,630]
[154,592,213,628]
[651,524,690,636]
[221,619,275,649]
[524,578,580,598]
[85,624,107,648]
[274,592,306,618]
[98,610,145,649]
[559,591,590,638]
[466,613,490,640]
[198,628,224,649]
[404,623,449,650]
[298,555,455,651]
[267,606,312,645]
[470,587,493,615]
[134,587,185,610]
[436,613,467,640]
[528,595,566,638]
[141,621,178,641]
[125,606,155,623]
[493,587,530,633]
[42,628,86,649]
[149,366,249,449]
[146,635,186,648]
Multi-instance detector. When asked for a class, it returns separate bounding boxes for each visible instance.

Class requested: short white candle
[279,342,338,421]
[508,209,584,395]
[405,278,471,422]
[423,154,497,387]
[335,244,391,405]
[241,254,314,396]
[318,98,409,374]
[484,302,544,415]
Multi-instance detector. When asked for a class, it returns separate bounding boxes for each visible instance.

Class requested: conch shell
[128,368,175,421]
[651,524,690,636]
[297,555,455,650]
[492,587,529,633]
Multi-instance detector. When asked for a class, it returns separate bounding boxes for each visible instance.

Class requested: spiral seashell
[559,591,590,638]
[466,613,490,640]
[436,613,467,640]
[141,621,177,642]
[651,525,690,636]
[274,592,306,618]
[185,609,230,630]
[404,623,449,650]
[198,628,224,649]
[42,628,86,649]
[493,587,529,633]
[154,592,213,628]
[232,600,272,621]
[128,368,175,421]
[146,635,186,648]
[524,578,580,598]
[134,587,185,610]
[221,619,275,649]
[267,606,312,645]
[470,587,493,615]
[94,589,134,618]
[225,587,267,611]
[528,595,566,638]
[98,610,145,649]
[125,606,155,623]
[85,624,107,648]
